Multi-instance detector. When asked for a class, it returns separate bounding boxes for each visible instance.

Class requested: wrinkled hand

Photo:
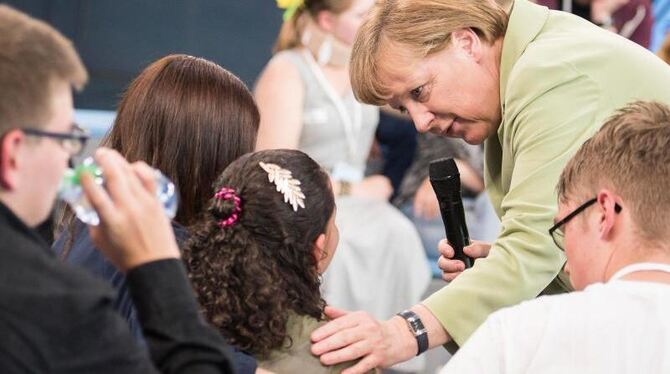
[311,306,394,373]
[413,177,439,220]
[81,148,180,272]
[352,175,393,201]
[437,239,491,281]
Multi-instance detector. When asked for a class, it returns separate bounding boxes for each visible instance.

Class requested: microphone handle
[439,199,473,269]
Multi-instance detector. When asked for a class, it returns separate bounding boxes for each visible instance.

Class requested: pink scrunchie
[214,187,242,228]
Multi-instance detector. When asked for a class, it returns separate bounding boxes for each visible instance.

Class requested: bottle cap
[72,163,100,185]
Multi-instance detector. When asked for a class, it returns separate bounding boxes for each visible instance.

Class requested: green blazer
[424,0,670,349]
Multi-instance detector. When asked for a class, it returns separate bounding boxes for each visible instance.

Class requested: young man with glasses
[0,5,236,373]
[440,100,670,373]
[22,122,90,158]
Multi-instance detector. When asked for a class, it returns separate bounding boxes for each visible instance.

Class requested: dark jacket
[0,202,234,373]
[52,218,257,374]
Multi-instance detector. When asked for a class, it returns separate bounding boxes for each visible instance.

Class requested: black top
[0,202,234,373]
[52,219,258,374]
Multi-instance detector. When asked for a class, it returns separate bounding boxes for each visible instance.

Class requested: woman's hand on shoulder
[82,148,180,272]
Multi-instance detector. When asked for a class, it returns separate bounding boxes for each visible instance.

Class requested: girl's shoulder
[258,314,375,373]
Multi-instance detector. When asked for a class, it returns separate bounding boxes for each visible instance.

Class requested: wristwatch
[397,310,429,356]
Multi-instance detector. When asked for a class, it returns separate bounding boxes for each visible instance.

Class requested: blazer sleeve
[423,60,601,348]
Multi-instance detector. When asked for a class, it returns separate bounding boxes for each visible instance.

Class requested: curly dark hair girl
[183,149,335,358]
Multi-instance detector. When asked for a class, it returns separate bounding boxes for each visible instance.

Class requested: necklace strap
[609,262,670,282]
[302,49,362,162]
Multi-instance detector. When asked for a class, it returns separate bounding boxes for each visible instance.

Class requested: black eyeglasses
[548,197,622,251]
[22,123,90,156]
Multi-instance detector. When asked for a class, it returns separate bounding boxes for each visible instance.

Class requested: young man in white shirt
[443,100,670,374]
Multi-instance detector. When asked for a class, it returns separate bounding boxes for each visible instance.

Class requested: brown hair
[59,54,259,255]
[274,0,354,52]
[183,149,335,358]
[350,0,508,105]
[0,5,87,133]
[557,101,670,244]
[101,54,259,226]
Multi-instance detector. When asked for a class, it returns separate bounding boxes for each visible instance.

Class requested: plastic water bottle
[58,157,179,226]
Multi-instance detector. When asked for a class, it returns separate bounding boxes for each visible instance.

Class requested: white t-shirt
[442,280,670,374]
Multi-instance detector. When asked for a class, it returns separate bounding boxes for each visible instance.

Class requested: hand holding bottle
[59,155,177,226]
[80,148,181,272]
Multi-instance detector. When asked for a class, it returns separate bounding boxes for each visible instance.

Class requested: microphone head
[429,158,459,181]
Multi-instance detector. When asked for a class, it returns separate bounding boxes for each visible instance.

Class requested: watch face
[409,319,421,333]
[400,311,423,334]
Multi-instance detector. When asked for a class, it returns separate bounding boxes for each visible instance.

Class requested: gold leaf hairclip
[259,161,306,211]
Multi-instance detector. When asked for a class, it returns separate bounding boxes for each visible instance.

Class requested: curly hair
[183,149,335,358]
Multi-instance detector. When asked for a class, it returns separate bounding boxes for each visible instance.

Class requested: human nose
[406,103,434,133]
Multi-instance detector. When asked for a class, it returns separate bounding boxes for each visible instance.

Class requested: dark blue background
[5,0,283,110]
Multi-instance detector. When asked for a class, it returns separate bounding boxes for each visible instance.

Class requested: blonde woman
[255,3,430,370]
[308,0,670,372]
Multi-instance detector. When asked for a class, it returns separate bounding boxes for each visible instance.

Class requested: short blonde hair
[350,0,508,105]
[0,5,87,132]
[558,101,670,244]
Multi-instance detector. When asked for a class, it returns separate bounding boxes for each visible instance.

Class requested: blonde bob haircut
[350,0,509,105]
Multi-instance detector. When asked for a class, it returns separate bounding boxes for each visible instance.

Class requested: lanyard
[302,49,363,162]
[609,262,670,282]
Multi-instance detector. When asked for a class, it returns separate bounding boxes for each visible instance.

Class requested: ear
[312,233,328,273]
[0,129,25,190]
[315,10,337,33]
[450,28,483,62]
[595,189,621,241]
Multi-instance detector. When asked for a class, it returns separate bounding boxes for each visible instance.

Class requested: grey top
[394,132,484,206]
[258,313,373,374]
[276,49,379,179]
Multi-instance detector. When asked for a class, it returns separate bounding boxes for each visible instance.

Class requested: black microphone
[429,157,473,269]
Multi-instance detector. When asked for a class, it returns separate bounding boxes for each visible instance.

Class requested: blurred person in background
[255,2,430,371]
[535,0,653,48]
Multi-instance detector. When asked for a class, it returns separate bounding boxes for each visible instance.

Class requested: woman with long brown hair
[52,54,260,373]
[255,5,431,368]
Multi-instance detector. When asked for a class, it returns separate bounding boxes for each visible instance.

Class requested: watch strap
[397,309,429,356]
